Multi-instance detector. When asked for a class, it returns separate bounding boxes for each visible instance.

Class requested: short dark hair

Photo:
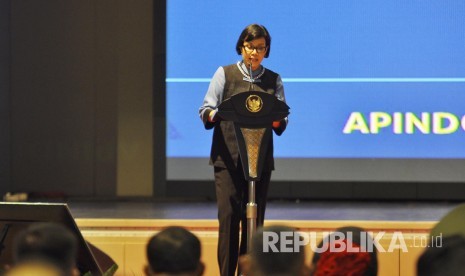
[235,24,271,58]
[146,226,201,274]
[13,222,78,274]
[251,225,305,275]
[417,234,465,276]
[311,226,378,276]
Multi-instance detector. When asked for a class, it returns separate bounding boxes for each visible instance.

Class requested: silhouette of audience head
[12,222,79,276]
[310,226,378,276]
[145,226,204,276]
[429,203,465,240]
[417,234,465,276]
[240,225,310,276]
[417,203,465,276]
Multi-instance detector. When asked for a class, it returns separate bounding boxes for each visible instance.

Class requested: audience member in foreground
[145,226,204,276]
[12,222,79,276]
[417,203,465,276]
[310,226,378,276]
[417,234,465,276]
[239,225,310,276]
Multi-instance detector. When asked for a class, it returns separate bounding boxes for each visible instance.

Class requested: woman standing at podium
[199,23,288,276]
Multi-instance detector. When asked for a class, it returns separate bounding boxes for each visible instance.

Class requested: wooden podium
[217,91,289,251]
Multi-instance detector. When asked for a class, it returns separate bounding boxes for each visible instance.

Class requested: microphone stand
[246,60,257,252]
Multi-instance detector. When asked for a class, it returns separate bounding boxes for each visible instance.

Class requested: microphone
[248,58,254,90]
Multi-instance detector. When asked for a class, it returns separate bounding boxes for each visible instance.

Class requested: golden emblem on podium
[245,95,263,113]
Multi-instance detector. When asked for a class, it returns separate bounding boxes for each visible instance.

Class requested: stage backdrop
[166,1,465,182]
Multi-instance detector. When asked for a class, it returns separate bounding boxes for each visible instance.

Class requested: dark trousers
[214,165,271,276]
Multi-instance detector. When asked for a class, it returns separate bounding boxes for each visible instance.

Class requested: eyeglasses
[243,45,267,54]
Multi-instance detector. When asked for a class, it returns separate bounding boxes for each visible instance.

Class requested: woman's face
[241,37,268,71]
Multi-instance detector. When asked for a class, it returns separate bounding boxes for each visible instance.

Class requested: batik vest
[209,63,278,171]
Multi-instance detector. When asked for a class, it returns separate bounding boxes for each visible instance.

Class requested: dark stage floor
[65,199,462,222]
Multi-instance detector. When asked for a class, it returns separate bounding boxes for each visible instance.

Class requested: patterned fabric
[314,239,372,276]
[240,128,266,177]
